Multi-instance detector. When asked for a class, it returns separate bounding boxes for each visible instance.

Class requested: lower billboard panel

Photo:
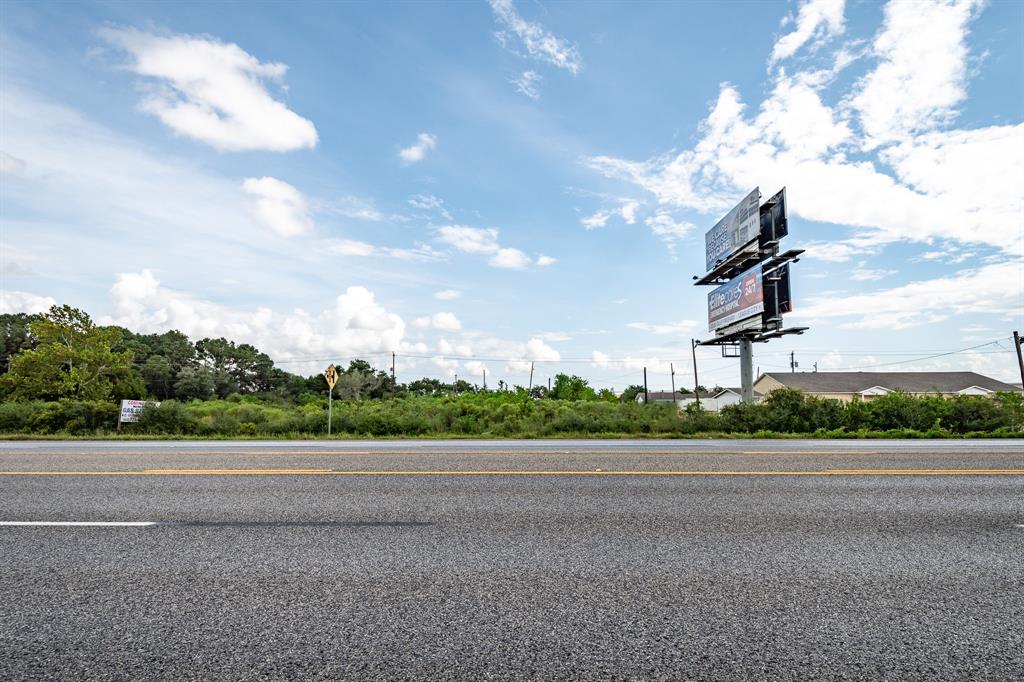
[708,265,764,333]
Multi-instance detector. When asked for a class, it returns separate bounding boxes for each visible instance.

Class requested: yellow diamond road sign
[324,364,339,391]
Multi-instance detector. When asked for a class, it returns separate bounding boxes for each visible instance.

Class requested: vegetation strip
[2,307,1022,438]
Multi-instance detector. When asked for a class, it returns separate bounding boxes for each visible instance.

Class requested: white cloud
[98,27,317,151]
[770,0,846,65]
[414,312,462,332]
[849,261,897,281]
[511,70,542,100]
[581,210,612,230]
[525,337,560,361]
[489,0,582,74]
[242,176,313,237]
[626,320,700,335]
[435,225,543,269]
[591,350,610,368]
[408,193,452,219]
[0,290,56,314]
[434,289,462,301]
[489,247,532,269]
[619,200,640,224]
[848,0,984,148]
[327,239,446,262]
[585,29,1024,259]
[437,226,501,254]
[796,261,1024,330]
[536,255,557,266]
[644,212,693,255]
[330,239,376,257]
[399,133,437,164]
[102,270,405,368]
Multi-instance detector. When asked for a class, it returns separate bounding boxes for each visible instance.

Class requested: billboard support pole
[740,336,754,403]
[1013,331,1024,394]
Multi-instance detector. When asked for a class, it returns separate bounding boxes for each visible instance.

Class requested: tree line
[0,305,644,404]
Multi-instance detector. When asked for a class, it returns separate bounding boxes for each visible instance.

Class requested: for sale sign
[119,399,158,424]
[707,265,764,332]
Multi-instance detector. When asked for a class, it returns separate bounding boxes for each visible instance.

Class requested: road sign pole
[327,387,333,437]
[740,336,754,403]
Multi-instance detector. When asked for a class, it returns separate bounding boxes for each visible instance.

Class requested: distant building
[637,388,757,411]
[754,371,1020,402]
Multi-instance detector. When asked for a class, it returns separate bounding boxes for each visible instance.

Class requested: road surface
[1,440,1022,679]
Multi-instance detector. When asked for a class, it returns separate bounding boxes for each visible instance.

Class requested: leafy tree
[142,355,174,399]
[596,388,618,402]
[0,312,41,375]
[173,366,216,400]
[3,305,138,401]
[550,373,597,401]
[619,384,646,403]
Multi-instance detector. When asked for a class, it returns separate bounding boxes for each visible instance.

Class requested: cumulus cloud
[435,225,543,269]
[848,0,984,148]
[584,1,1024,259]
[242,176,313,237]
[102,270,406,365]
[796,261,1024,330]
[581,210,611,230]
[770,0,846,65]
[434,289,462,300]
[489,0,582,74]
[488,247,531,269]
[0,290,56,314]
[399,133,437,164]
[98,27,317,151]
[413,312,462,332]
[536,255,556,266]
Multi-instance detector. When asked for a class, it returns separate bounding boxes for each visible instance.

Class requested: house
[708,387,762,410]
[753,371,1020,402]
[636,388,756,411]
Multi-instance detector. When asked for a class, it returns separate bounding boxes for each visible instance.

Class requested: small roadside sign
[119,399,159,424]
[324,364,339,390]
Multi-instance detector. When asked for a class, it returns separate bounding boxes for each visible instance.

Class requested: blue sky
[2,0,1022,388]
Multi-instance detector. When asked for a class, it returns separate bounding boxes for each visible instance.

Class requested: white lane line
[0,521,158,527]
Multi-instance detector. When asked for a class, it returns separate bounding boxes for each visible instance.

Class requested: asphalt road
[1,440,1022,680]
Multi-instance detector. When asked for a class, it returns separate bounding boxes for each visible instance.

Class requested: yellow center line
[0,469,1021,476]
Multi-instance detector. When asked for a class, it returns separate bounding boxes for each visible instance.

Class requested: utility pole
[1014,331,1024,393]
[483,369,486,390]
[643,367,649,404]
[391,352,396,384]
[790,351,798,373]
[548,377,551,392]
[691,339,701,409]
[670,362,676,396]
[528,362,534,390]
[740,336,754,403]
[454,373,458,395]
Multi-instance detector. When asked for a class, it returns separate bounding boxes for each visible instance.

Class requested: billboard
[119,399,159,423]
[704,187,760,272]
[708,265,764,332]
[759,187,787,244]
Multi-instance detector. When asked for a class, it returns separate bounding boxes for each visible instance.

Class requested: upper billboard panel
[707,264,764,333]
[704,187,760,272]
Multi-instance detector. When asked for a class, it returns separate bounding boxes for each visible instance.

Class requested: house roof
[758,371,1020,394]
[715,387,763,398]
[641,390,715,400]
